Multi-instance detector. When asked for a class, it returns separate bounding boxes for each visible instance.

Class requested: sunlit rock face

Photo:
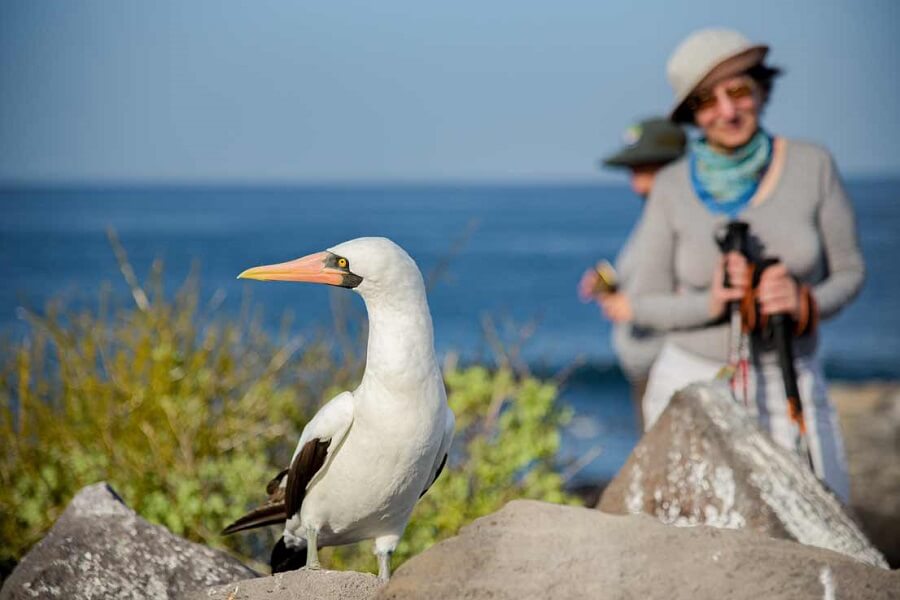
[598,382,887,569]
[379,500,898,600]
[0,483,257,600]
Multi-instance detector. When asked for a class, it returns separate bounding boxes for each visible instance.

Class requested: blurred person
[578,117,686,430]
[626,28,864,501]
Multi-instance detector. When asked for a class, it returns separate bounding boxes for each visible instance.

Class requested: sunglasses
[686,79,757,113]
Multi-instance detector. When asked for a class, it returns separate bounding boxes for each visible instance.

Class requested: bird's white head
[237,237,425,302]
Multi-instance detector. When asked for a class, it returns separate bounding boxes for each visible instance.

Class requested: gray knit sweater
[613,227,663,381]
[628,139,865,363]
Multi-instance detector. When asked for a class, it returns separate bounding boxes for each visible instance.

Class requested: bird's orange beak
[237,251,344,285]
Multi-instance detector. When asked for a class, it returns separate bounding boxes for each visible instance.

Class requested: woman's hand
[757,262,801,318]
[579,267,632,322]
[599,292,633,323]
[578,268,599,302]
[709,252,749,319]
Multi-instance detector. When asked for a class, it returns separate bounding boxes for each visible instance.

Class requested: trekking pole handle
[717,221,750,288]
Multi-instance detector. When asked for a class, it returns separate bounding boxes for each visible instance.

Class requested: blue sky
[1,0,898,183]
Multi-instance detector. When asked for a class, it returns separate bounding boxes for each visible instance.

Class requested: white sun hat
[667,28,768,122]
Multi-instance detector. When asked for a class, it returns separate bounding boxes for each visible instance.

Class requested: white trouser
[642,342,850,503]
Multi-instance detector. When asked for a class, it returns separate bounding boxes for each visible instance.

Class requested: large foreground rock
[832,382,900,567]
[0,482,256,600]
[186,569,382,600]
[380,500,898,600]
[597,382,887,568]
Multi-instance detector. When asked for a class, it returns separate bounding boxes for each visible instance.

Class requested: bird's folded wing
[420,405,455,498]
[222,392,354,535]
[286,390,355,515]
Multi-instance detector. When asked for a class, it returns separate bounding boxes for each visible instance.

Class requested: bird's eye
[337,257,348,269]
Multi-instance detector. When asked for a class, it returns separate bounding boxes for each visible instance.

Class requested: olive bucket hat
[601,117,686,168]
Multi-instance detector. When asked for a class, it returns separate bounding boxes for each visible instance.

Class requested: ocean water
[2,180,898,482]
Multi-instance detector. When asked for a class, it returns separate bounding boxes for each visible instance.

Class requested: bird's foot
[301,562,322,572]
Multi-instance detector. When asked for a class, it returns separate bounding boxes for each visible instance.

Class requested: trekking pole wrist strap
[794,284,818,336]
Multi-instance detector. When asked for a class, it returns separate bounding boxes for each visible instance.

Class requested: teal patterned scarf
[690,130,773,217]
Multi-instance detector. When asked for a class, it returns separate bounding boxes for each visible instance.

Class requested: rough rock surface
[380,500,898,600]
[0,482,256,600]
[597,381,887,568]
[832,382,900,568]
[185,569,382,600]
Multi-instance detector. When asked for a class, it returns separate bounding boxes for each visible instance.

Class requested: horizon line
[3,170,900,190]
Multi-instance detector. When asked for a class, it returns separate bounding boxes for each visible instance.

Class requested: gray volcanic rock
[379,500,899,600]
[186,569,382,600]
[831,383,900,567]
[597,381,887,568]
[0,482,256,600]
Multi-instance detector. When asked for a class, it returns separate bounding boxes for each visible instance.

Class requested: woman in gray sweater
[627,29,864,501]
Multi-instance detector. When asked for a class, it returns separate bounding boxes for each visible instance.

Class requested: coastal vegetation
[0,240,575,576]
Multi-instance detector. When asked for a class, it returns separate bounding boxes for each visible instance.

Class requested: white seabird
[223,237,455,581]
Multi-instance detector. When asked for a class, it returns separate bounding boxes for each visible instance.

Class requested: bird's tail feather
[221,502,286,535]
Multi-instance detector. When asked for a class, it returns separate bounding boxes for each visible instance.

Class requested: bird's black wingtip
[271,536,307,573]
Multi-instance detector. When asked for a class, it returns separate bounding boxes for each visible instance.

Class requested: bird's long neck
[361,284,438,392]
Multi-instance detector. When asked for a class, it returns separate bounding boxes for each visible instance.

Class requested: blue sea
[2,181,899,483]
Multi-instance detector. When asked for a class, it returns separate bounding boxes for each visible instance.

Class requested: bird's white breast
[295,372,446,544]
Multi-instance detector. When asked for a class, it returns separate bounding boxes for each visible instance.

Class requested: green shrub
[0,257,355,573]
[0,251,576,578]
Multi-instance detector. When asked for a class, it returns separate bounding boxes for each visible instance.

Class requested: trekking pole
[716,221,750,403]
[758,258,816,471]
